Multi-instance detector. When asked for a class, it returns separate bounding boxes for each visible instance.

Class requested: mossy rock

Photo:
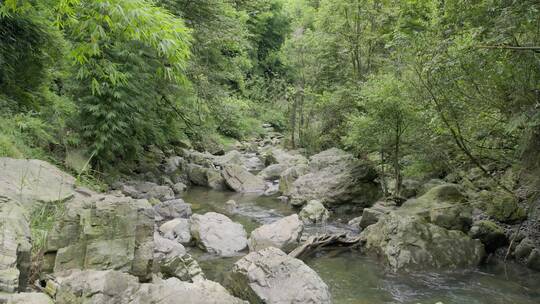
[483,191,527,223]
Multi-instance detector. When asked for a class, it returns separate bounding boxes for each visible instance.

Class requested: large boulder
[222,165,266,193]
[159,218,191,244]
[48,269,245,304]
[299,200,329,224]
[354,200,397,229]
[153,199,192,222]
[44,193,155,280]
[258,164,287,181]
[360,212,485,270]
[477,190,527,223]
[248,214,303,252]
[0,196,31,292]
[227,247,331,304]
[214,150,244,167]
[190,212,248,257]
[287,148,380,207]
[400,183,472,232]
[154,233,204,282]
[0,158,76,210]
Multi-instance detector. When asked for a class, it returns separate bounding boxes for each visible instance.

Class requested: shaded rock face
[222,165,266,193]
[477,190,527,223]
[153,199,192,222]
[287,148,380,207]
[50,270,246,304]
[190,212,248,257]
[469,220,508,253]
[299,200,329,224]
[227,247,332,304]
[44,194,155,280]
[0,158,76,210]
[0,196,31,293]
[248,214,303,252]
[120,181,174,202]
[360,212,485,271]
[353,201,397,229]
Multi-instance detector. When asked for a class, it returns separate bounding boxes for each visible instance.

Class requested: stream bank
[0,124,539,303]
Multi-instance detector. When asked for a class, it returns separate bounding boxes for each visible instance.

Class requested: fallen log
[289,233,362,259]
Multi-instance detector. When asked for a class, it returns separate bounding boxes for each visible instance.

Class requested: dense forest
[1,0,539,195]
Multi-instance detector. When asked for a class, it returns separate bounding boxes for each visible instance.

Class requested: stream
[182,187,540,304]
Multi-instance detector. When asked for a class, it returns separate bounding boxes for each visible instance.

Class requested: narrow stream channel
[182,187,540,304]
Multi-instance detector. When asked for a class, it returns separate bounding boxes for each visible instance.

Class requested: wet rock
[0,158,76,210]
[153,199,192,222]
[278,164,308,195]
[154,232,203,282]
[186,164,226,190]
[360,212,485,270]
[225,199,238,209]
[357,201,397,229]
[0,292,53,304]
[288,148,380,207]
[190,212,248,257]
[263,181,279,196]
[227,247,331,304]
[44,194,155,280]
[299,200,329,224]
[258,164,287,181]
[248,214,303,252]
[222,165,266,193]
[0,197,31,292]
[120,181,174,202]
[469,220,508,253]
[159,218,191,244]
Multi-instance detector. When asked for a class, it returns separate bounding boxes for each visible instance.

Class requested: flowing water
[182,187,540,304]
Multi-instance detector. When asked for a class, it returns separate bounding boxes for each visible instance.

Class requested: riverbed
[182,187,540,304]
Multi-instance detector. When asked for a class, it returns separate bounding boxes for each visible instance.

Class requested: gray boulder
[356,201,397,229]
[299,200,329,224]
[153,199,192,222]
[190,212,248,256]
[172,182,187,195]
[227,247,331,304]
[258,164,287,181]
[0,196,31,292]
[360,212,485,270]
[214,150,244,167]
[0,158,76,210]
[154,232,204,282]
[288,148,380,207]
[278,164,308,195]
[248,214,303,252]
[159,218,191,244]
[261,147,307,167]
[49,269,245,304]
[186,164,226,190]
[44,193,155,280]
[222,165,266,193]
[468,220,508,253]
